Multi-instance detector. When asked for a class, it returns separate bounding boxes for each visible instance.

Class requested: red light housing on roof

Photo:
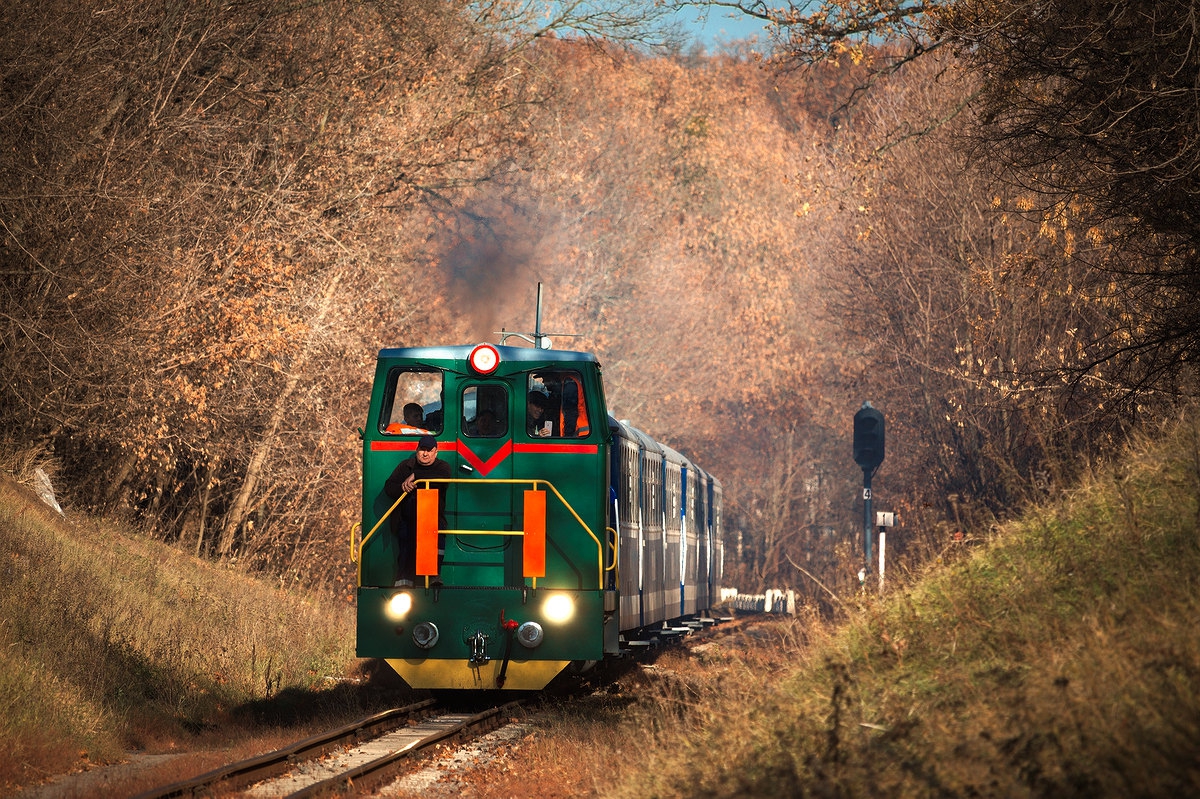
[468,343,500,375]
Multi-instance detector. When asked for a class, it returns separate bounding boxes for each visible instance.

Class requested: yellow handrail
[354,478,606,587]
[605,526,619,588]
[349,522,361,562]
[352,489,408,584]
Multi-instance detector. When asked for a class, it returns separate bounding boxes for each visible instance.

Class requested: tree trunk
[217,272,341,555]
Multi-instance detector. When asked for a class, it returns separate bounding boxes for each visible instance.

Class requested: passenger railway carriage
[353,341,724,690]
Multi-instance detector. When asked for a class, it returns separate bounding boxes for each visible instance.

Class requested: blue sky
[675,5,772,49]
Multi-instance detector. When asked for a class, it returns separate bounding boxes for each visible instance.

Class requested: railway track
[129,608,767,798]
[131,697,525,798]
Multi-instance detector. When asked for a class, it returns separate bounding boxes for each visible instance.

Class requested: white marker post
[876,511,895,592]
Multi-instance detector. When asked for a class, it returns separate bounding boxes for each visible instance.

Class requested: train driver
[385,402,430,435]
[402,402,425,427]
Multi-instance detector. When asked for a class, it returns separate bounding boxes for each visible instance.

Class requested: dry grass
[0,469,411,796]
[430,614,821,799]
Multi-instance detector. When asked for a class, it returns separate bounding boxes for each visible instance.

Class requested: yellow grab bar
[354,478,604,586]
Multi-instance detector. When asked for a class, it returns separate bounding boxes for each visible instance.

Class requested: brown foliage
[0,0,543,585]
[803,52,1182,564]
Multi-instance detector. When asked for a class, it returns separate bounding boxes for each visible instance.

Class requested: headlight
[517,621,544,648]
[468,343,500,374]
[385,592,413,620]
[543,593,575,624]
[412,621,439,649]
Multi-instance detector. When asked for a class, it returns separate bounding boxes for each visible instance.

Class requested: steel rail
[129,698,437,799]
[286,700,525,798]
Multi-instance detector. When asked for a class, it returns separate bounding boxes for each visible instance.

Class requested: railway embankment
[4,414,1199,797]
[0,470,411,797]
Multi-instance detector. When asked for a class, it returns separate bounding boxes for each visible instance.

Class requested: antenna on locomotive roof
[495,282,579,349]
[534,282,546,349]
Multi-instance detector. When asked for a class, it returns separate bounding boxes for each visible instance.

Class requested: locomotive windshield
[380,368,443,435]
[462,384,509,438]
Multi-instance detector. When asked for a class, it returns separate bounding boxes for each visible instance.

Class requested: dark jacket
[384,455,452,530]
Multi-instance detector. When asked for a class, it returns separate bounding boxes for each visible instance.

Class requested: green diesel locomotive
[353,341,723,691]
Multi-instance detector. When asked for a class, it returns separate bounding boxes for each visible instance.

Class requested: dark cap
[527,391,547,407]
[417,435,438,451]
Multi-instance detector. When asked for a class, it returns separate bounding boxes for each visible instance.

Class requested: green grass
[621,417,1200,797]
[0,472,371,794]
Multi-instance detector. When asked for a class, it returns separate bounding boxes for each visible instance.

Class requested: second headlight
[542,593,575,624]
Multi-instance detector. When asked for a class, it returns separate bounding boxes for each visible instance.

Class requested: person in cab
[527,391,556,437]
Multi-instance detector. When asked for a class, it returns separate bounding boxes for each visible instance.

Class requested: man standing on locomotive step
[384,435,451,586]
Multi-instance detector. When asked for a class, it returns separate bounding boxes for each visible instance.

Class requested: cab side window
[527,370,591,438]
[381,369,443,435]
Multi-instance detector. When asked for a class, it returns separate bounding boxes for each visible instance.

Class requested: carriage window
[381,369,443,435]
[463,384,508,438]
[527,369,591,438]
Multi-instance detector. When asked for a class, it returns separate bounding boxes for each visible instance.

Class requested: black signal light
[853,402,885,471]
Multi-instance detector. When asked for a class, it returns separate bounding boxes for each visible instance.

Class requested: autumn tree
[453,41,885,594]
[933,0,1200,396]
[696,0,1200,399]
[0,0,550,583]
[0,0,736,590]
[14,0,1175,600]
